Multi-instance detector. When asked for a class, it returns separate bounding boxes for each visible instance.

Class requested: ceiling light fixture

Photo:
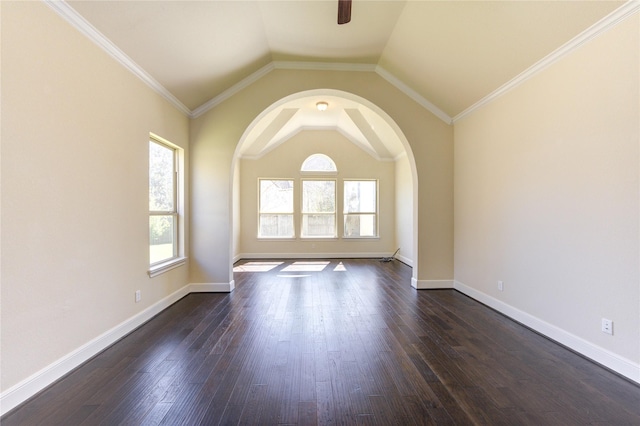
[316,101,328,111]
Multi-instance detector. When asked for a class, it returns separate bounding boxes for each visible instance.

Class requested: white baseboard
[453,280,640,385]
[189,281,235,292]
[395,254,413,267]
[0,280,235,416]
[411,278,454,289]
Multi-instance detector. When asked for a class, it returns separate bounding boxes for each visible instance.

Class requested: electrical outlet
[135,290,141,303]
[497,281,504,291]
[601,318,613,335]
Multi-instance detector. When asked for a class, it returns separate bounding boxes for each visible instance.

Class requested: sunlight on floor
[333,262,347,272]
[281,261,330,272]
[234,260,348,274]
[233,261,283,272]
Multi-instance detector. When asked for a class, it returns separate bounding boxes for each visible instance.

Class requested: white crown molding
[47,0,636,127]
[393,150,408,162]
[241,124,391,162]
[190,62,276,119]
[453,0,640,123]
[41,1,453,124]
[273,61,377,73]
[375,66,453,125]
[192,62,379,119]
[42,0,191,117]
[192,61,453,123]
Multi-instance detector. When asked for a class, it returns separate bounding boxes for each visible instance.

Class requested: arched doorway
[229,89,419,282]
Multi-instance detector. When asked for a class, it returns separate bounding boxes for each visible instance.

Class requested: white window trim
[148,133,185,277]
[300,153,337,173]
[301,178,337,239]
[148,256,187,278]
[258,178,295,239]
[343,179,379,238]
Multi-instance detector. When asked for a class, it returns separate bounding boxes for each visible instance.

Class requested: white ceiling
[62,0,626,159]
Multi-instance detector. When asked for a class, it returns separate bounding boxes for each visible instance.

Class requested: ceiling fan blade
[338,0,351,25]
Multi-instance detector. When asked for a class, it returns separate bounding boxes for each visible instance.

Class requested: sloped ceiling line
[43,0,637,126]
[241,125,386,162]
[344,109,393,159]
[243,108,299,157]
[41,0,452,123]
[273,61,377,73]
[191,60,451,122]
[43,0,191,116]
[191,62,379,120]
[190,62,276,118]
[374,66,453,124]
[453,0,640,122]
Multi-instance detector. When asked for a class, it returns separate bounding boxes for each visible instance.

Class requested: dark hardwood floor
[3,259,640,425]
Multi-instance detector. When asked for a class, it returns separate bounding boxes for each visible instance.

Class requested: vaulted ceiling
[57,0,626,158]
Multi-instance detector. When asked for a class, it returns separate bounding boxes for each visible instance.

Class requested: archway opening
[230,89,419,282]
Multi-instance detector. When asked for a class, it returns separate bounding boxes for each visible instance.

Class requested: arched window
[300,154,337,172]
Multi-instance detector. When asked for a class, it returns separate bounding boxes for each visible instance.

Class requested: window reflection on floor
[233,261,283,272]
[281,261,330,272]
[234,260,349,274]
[333,261,346,271]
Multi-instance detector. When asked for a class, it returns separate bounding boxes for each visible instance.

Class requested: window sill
[257,237,296,241]
[343,236,380,240]
[148,257,187,278]
[300,237,338,240]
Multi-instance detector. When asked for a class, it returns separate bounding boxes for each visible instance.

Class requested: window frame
[148,134,186,277]
[300,178,337,239]
[343,179,379,238]
[258,178,295,239]
[300,153,337,174]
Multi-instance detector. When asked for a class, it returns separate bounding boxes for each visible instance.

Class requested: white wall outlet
[497,281,504,291]
[135,290,141,303]
[601,318,613,335]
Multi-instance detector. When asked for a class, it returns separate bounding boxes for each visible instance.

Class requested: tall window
[259,179,294,238]
[149,139,178,265]
[344,180,378,237]
[302,180,336,237]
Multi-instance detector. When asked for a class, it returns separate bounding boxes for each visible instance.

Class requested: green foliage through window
[149,139,177,265]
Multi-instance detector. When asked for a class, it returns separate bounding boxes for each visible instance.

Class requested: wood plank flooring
[3,259,640,425]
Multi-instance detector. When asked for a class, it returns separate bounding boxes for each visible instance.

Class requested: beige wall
[2,0,637,412]
[191,69,454,285]
[232,160,242,260]
[1,2,190,393]
[454,14,639,368]
[238,130,396,257]
[395,153,414,265]
[1,0,638,409]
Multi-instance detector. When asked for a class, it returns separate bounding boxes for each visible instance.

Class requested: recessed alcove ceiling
[62,0,627,153]
[239,95,404,160]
